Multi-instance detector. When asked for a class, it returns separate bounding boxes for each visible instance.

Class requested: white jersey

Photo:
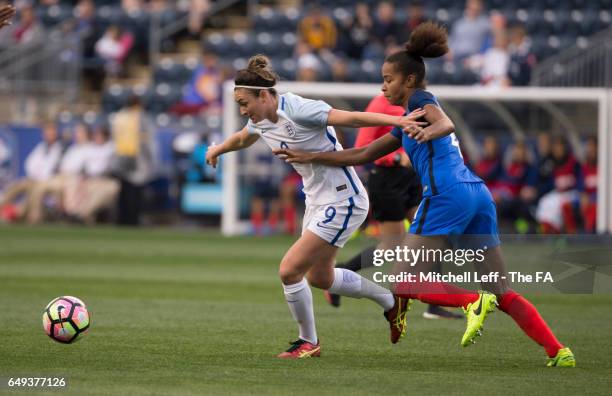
[246,92,364,206]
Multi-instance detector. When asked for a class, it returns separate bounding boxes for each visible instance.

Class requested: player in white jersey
[206,55,427,358]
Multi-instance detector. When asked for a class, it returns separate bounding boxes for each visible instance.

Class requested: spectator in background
[298,4,337,54]
[536,137,582,233]
[122,0,144,15]
[245,144,286,235]
[335,2,371,60]
[496,141,537,232]
[95,25,134,77]
[185,0,210,38]
[27,123,91,224]
[331,58,349,82]
[474,136,504,195]
[507,24,536,86]
[73,0,98,57]
[480,11,506,52]
[0,122,63,222]
[11,4,43,45]
[111,96,156,226]
[149,0,169,13]
[371,1,400,48]
[474,30,510,87]
[579,137,597,233]
[448,0,489,61]
[295,40,321,82]
[402,1,426,40]
[534,132,555,198]
[65,126,119,225]
[171,50,222,115]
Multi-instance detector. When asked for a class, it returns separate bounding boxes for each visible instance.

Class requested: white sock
[283,278,317,344]
[328,268,395,311]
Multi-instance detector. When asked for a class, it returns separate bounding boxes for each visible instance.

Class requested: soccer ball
[42,296,90,343]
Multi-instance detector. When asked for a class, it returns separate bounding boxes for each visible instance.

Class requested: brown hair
[234,55,279,96]
[385,22,449,88]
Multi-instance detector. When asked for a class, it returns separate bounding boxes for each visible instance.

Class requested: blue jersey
[390,89,482,197]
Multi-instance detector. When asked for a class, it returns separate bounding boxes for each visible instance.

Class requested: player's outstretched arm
[327,108,427,129]
[274,134,401,167]
[404,104,455,143]
[205,127,259,168]
[0,4,16,30]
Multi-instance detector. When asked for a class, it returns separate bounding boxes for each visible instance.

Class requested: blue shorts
[409,182,500,249]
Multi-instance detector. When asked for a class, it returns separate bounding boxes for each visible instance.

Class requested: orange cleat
[277,339,321,359]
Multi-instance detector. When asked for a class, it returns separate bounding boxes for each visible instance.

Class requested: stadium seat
[144,83,183,113]
[153,59,194,86]
[39,4,72,27]
[204,33,232,56]
[272,58,297,81]
[360,59,383,83]
[231,31,256,57]
[95,5,122,31]
[102,84,129,113]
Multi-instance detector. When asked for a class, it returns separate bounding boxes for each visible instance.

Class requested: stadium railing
[531,26,612,87]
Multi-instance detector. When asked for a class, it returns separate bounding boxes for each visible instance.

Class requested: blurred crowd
[0,0,210,84]
[0,96,158,226]
[473,134,598,234]
[294,0,535,86]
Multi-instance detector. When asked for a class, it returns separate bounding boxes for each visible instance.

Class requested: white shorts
[302,193,369,248]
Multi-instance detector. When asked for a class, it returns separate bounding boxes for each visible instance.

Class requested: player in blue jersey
[274,22,574,367]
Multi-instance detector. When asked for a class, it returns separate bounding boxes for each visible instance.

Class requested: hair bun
[248,54,270,71]
[405,21,449,59]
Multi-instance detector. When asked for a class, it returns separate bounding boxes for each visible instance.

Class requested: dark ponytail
[386,22,449,88]
[234,54,279,96]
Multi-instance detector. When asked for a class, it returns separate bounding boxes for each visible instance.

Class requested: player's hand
[397,108,427,130]
[272,148,313,164]
[0,5,16,30]
[404,124,432,143]
[205,145,220,168]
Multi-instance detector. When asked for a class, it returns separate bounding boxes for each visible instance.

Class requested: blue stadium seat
[453,65,479,85]
[154,58,195,85]
[594,10,611,33]
[268,57,295,81]
[425,61,444,85]
[543,0,572,10]
[204,33,231,56]
[253,7,299,33]
[231,31,255,57]
[39,5,72,27]
[254,32,285,57]
[577,10,600,35]
[102,84,129,113]
[599,0,612,9]
[95,5,122,31]
[145,83,183,113]
[360,59,383,83]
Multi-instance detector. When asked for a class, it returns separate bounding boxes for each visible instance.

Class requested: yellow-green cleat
[547,347,576,367]
[461,292,497,347]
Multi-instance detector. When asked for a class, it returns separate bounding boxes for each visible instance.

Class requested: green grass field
[1,225,611,395]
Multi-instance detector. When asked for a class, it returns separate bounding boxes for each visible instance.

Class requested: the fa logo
[284,122,296,137]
